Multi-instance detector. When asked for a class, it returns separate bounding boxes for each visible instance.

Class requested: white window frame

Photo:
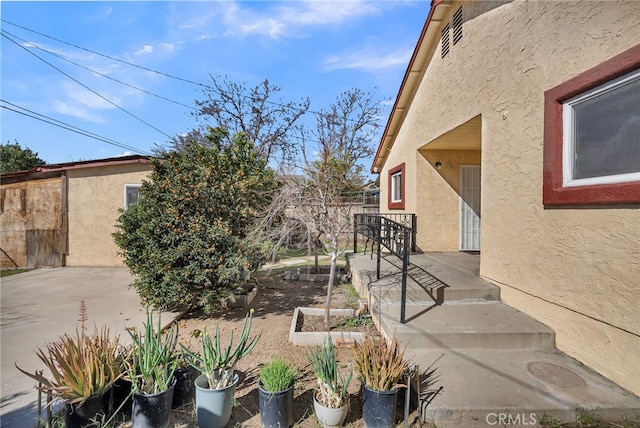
[391,171,402,203]
[562,68,640,188]
[124,184,142,209]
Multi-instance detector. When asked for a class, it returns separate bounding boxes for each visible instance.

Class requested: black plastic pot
[362,385,399,428]
[171,367,197,409]
[258,382,294,428]
[111,377,133,416]
[131,378,176,428]
[64,391,111,428]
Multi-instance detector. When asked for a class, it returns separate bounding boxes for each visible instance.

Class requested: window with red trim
[388,163,405,210]
[543,44,640,206]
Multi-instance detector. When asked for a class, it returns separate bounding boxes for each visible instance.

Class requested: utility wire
[3,29,198,112]
[1,18,320,116]
[1,30,172,139]
[1,100,153,156]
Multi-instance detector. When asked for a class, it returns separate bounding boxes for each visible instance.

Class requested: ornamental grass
[353,334,408,391]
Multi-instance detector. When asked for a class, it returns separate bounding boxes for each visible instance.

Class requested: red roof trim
[34,155,152,172]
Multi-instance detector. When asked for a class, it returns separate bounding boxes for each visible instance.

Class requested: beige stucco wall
[379,0,640,394]
[66,164,150,266]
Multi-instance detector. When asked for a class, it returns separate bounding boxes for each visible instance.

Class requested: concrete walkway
[348,252,640,427]
[0,267,177,428]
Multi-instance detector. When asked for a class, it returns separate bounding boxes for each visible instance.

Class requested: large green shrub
[113,128,277,314]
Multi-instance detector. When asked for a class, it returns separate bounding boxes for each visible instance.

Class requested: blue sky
[1,1,429,165]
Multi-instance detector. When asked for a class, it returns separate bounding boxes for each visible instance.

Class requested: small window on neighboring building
[388,163,405,210]
[543,44,640,205]
[441,22,450,58]
[124,184,141,209]
[453,7,463,45]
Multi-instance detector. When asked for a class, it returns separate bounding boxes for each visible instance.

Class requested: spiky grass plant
[354,334,407,391]
[307,335,353,408]
[180,310,261,389]
[16,326,123,405]
[259,357,297,393]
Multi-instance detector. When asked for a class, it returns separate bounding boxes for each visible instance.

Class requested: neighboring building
[373,0,639,396]
[0,156,151,267]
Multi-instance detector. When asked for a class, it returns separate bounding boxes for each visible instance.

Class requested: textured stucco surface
[379,0,640,394]
[66,164,150,266]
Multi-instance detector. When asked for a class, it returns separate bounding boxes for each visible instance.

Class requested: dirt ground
[164,265,420,428]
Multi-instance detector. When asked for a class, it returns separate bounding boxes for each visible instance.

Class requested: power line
[2,18,210,88]
[0,99,153,156]
[0,19,319,116]
[2,29,198,112]
[1,30,173,139]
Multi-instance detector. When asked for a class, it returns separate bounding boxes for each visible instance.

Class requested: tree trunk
[323,247,338,331]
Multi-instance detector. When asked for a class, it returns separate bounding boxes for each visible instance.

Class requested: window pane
[126,186,140,208]
[392,172,402,202]
[573,74,640,179]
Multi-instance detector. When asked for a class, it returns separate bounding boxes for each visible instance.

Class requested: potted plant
[126,311,179,428]
[307,335,353,428]
[16,325,124,428]
[170,348,198,409]
[258,357,297,428]
[353,334,408,428]
[180,310,261,428]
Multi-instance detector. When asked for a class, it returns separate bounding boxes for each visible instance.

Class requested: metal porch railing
[353,213,417,323]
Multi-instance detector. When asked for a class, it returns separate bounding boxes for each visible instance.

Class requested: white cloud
[174,0,382,40]
[322,47,413,72]
[134,45,154,56]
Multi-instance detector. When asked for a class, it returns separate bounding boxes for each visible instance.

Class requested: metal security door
[460,165,481,251]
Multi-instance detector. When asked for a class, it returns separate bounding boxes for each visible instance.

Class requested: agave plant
[16,326,124,405]
[180,310,261,389]
[307,335,352,408]
[353,334,407,391]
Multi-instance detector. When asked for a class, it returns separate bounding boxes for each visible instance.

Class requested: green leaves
[259,357,297,393]
[180,311,261,390]
[307,335,352,408]
[113,128,278,314]
[126,311,179,395]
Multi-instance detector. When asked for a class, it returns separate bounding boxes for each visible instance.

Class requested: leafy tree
[0,141,45,173]
[113,128,278,314]
[194,76,310,164]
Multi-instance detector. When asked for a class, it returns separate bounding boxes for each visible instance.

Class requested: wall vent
[441,22,450,58]
[453,6,463,45]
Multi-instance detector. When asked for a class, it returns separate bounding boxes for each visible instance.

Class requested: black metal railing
[353,213,417,323]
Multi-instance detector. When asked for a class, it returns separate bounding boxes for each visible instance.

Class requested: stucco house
[372,0,639,397]
[0,155,151,267]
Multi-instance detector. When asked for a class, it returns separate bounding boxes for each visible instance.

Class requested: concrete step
[410,348,640,426]
[349,252,500,303]
[373,301,556,350]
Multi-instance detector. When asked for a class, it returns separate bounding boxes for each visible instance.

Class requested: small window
[388,163,405,210]
[453,7,463,45]
[124,184,141,209]
[543,44,640,205]
[441,22,450,58]
[392,172,402,202]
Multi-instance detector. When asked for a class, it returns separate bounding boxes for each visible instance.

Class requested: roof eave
[371,0,451,174]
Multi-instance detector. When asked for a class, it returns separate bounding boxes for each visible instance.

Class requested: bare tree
[194,76,310,164]
[262,88,381,330]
